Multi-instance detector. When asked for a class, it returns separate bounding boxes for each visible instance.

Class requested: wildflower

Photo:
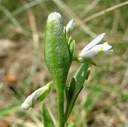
[79,33,112,59]
[21,82,53,110]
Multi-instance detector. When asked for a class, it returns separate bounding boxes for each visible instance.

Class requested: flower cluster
[21,12,113,111]
[65,18,112,60]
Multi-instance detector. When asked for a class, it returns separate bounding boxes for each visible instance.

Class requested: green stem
[57,88,65,127]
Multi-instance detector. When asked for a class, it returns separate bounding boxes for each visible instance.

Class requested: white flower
[21,91,37,110]
[66,19,75,34]
[79,33,112,59]
[21,82,52,110]
[21,87,44,110]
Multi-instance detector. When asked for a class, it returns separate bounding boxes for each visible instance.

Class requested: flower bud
[66,19,75,34]
[44,12,71,90]
[21,82,53,110]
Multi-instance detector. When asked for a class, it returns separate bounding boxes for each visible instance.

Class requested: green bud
[69,39,75,59]
[44,12,71,90]
[44,12,72,126]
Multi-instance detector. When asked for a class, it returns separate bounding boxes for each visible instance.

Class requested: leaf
[67,37,75,59]
[65,63,90,119]
[90,84,128,98]
[42,104,55,127]
[65,78,76,106]
[0,103,21,117]
[84,86,103,112]
[67,122,75,127]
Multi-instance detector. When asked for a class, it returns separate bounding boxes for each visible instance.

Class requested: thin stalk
[83,1,128,23]
[57,88,65,127]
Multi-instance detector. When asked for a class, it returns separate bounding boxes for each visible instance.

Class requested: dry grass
[0,0,128,127]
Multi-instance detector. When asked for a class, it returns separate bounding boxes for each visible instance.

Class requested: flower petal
[21,87,45,110]
[100,42,112,51]
[79,42,112,59]
[21,92,37,110]
[79,46,98,59]
[80,33,106,55]
[21,82,53,110]
[66,19,75,33]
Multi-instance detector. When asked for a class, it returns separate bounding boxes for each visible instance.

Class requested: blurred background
[0,0,128,127]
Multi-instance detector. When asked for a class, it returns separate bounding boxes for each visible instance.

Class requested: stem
[83,1,128,23]
[57,88,65,127]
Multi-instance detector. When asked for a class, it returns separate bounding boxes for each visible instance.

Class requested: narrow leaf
[65,63,90,119]
[0,103,21,116]
[42,104,55,127]
[84,86,103,112]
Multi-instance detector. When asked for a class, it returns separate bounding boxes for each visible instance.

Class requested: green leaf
[69,39,75,59]
[89,84,128,98]
[84,86,103,112]
[42,104,55,127]
[0,103,21,117]
[65,63,90,119]
[65,78,76,106]
[67,122,75,127]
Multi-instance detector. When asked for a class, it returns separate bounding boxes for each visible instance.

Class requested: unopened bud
[66,19,75,34]
[21,81,53,110]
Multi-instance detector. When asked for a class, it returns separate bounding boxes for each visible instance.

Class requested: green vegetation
[0,0,128,127]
